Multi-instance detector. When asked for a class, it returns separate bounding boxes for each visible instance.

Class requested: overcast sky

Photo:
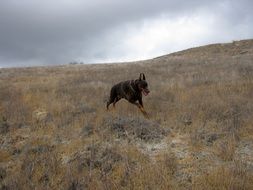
[0,0,252,68]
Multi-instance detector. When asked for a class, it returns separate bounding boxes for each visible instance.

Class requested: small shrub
[103,116,170,142]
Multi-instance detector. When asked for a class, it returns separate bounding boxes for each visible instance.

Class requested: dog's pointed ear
[139,73,142,80]
[142,73,146,80]
[139,73,146,80]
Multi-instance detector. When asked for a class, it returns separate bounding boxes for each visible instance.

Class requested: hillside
[0,39,253,189]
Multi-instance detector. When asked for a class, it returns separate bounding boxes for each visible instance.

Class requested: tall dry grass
[0,40,253,189]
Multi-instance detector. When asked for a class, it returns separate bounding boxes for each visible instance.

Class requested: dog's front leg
[131,101,149,118]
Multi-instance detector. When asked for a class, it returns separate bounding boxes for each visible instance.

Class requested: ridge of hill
[154,39,253,59]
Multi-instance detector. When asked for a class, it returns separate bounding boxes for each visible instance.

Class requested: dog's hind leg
[107,96,120,110]
[106,100,112,110]
[106,98,119,110]
[107,87,117,110]
[113,97,120,108]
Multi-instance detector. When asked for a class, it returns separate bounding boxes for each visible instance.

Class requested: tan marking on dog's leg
[140,108,149,118]
[135,103,149,118]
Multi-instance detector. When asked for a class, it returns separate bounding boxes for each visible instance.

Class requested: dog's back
[117,80,134,95]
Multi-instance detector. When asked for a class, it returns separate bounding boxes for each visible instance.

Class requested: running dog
[106,73,150,117]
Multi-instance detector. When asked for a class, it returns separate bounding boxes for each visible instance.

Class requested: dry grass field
[1,39,253,190]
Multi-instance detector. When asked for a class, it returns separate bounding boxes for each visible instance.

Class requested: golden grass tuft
[193,160,253,190]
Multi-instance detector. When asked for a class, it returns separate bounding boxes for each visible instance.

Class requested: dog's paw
[143,112,150,119]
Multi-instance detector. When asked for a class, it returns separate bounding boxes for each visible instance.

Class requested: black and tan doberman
[107,73,150,117]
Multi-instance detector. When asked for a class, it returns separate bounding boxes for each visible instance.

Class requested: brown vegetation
[0,39,253,189]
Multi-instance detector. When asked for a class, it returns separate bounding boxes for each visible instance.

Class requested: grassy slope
[0,39,253,189]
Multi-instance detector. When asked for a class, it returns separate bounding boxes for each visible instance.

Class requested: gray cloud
[0,0,252,67]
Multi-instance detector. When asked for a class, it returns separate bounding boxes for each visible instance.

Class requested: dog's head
[136,73,150,96]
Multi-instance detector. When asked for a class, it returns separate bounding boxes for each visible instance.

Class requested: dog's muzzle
[142,88,150,96]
